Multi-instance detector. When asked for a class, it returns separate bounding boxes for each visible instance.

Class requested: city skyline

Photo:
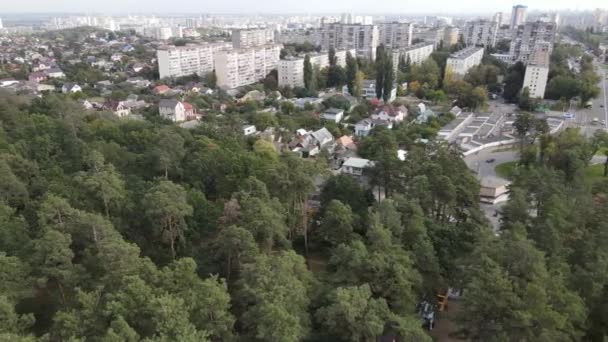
[0,0,606,15]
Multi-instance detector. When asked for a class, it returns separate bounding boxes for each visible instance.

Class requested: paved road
[570,61,608,137]
[464,149,518,180]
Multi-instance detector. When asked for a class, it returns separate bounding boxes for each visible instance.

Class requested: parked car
[486,158,496,163]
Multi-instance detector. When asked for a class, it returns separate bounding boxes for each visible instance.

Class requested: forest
[0,89,607,341]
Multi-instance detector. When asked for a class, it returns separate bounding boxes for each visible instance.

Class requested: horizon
[0,0,606,16]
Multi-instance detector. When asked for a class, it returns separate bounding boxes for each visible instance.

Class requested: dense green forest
[0,90,607,341]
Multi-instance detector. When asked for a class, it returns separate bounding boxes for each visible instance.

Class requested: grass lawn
[596,147,608,156]
[495,161,519,180]
[585,164,606,183]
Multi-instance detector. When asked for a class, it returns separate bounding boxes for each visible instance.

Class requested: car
[563,113,575,120]
[601,104,605,108]
[486,158,496,163]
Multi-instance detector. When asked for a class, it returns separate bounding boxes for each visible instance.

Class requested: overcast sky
[0,0,606,14]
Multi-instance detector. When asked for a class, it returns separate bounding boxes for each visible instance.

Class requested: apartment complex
[215,45,282,89]
[391,42,435,74]
[510,4,528,29]
[157,42,231,79]
[443,26,460,47]
[319,23,379,59]
[522,43,550,98]
[445,46,484,77]
[464,20,498,48]
[509,21,556,64]
[278,49,355,88]
[415,27,445,47]
[377,22,414,49]
[232,28,275,48]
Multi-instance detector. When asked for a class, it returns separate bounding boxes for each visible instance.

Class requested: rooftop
[449,46,484,60]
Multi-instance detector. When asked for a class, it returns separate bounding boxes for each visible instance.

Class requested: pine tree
[345,52,359,96]
[303,54,314,92]
[375,45,386,100]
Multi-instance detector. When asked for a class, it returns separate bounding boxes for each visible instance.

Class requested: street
[570,61,608,137]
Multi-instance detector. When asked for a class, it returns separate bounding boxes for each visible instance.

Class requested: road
[464,149,518,179]
[571,61,608,137]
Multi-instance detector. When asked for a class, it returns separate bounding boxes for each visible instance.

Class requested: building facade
[215,45,281,89]
[464,20,498,47]
[278,49,355,88]
[522,43,550,98]
[443,26,460,47]
[391,42,435,75]
[445,46,484,77]
[157,42,231,79]
[377,22,414,49]
[319,23,379,59]
[510,4,528,29]
[509,21,556,64]
[232,28,275,48]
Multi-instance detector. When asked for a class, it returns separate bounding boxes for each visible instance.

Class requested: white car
[563,113,575,120]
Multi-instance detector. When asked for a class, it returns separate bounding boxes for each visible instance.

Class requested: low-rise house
[104,101,131,117]
[239,90,266,103]
[158,99,186,122]
[243,125,257,136]
[321,108,345,123]
[28,72,48,83]
[153,85,171,95]
[126,77,151,88]
[480,176,510,204]
[354,118,393,137]
[0,78,19,87]
[36,84,56,92]
[80,99,94,110]
[45,68,65,78]
[356,80,397,102]
[131,63,146,73]
[62,83,82,93]
[292,97,323,109]
[341,157,373,177]
[415,103,437,124]
[289,127,335,157]
[371,105,407,124]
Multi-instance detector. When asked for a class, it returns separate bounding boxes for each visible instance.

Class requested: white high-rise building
[392,42,435,75]
[215,45,281,89]
[509,21,556,64]
[144,27,174,40]
[445,46,484,78]
[522,43,550,98]
[157,42,231,79]
[319,23,379,59]
[377,22,414,49]
[232,29,275,49]
[278,49,355,88]
[0,18,4,29]
[510,4,528,29]
[493,12,505,26]
[464,20,498,48]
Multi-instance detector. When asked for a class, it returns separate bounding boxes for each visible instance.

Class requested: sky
[0,0,606,14]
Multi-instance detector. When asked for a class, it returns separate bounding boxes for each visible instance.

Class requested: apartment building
[510,4,528,29]
[464,20,498,48]
[377,22,414,49]
[509,21,556,64]
[391,42,435,74]
[215,45,281,89]
[232,28,275,48]
[143,27,174,40]
[443,26,460,47]
[522,43,550,98]
[157,42,231,79]
[319,23,379,59]
[278,49,355,88]
[445,46,484,77]
[415,27,445,47]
